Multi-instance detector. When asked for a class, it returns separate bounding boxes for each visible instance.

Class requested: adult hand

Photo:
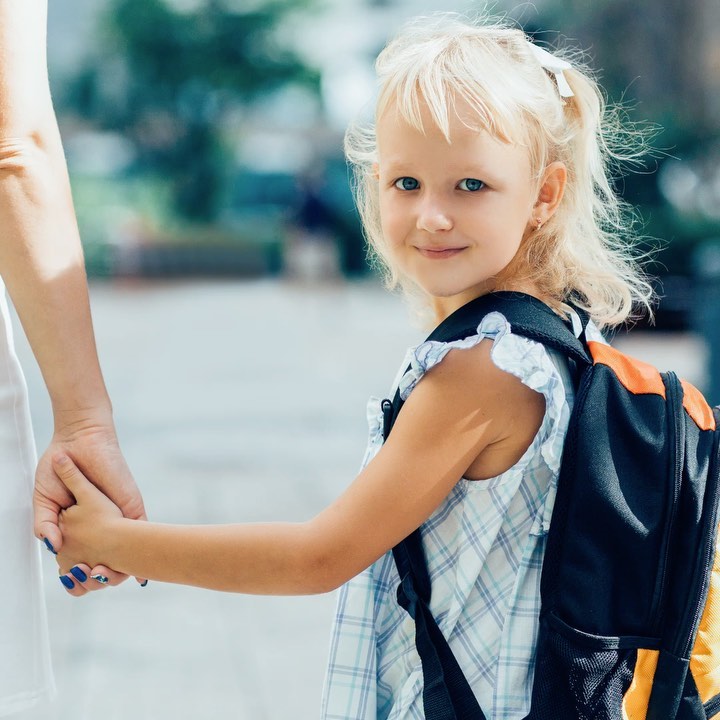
[34,409,147,594]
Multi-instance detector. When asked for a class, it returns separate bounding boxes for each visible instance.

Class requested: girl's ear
[372,162,380,180]
[533,161,567,225]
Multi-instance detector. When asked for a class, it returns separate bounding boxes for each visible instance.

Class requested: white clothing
[0,280,54,716]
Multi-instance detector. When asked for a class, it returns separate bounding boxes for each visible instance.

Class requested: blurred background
[44,0,720,323]
[13,0,720,717]
[43,0,720,395]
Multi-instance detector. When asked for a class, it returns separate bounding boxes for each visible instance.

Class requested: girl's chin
[418,284,493,305]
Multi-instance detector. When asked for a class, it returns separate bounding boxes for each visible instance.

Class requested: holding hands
[53,452,125,586]
[34,412,146,596]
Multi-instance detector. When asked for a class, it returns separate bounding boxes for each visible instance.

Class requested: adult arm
[0,0,146,577]
[55,340,545,594]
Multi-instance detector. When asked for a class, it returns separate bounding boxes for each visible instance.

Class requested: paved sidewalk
[11,280,710,720]
[14,279,419,720]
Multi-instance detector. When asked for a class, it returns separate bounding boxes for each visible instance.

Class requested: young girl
[53,13,654,719]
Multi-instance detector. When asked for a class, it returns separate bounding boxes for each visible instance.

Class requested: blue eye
[394,177,420,191]
[459,178,485,192]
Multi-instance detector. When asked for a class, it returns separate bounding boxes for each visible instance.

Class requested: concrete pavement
[14,279,419,720]
[11,280,710,719]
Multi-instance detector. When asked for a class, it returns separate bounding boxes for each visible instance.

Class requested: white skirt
[0,281,54,716]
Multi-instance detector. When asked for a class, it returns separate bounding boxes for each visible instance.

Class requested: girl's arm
[0,0,146,562]
[56,339,545,594]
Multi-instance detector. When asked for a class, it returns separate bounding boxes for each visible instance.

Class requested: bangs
[375,28,534,147]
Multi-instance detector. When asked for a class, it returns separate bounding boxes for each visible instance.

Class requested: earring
[535,217,543,229]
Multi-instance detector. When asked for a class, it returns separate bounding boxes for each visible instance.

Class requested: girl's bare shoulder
[418,337,545,418]
[413,338,546,480]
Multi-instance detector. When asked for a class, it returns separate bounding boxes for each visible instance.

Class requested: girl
[53,13,654,719]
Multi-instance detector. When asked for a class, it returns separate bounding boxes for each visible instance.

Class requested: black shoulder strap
[385,291,592,719]
[424,291,590,363]
[387,291,591,430]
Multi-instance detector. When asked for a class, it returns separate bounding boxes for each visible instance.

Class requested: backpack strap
[424,291,590,361]
[385,291,591,719]
[387,291,591,431]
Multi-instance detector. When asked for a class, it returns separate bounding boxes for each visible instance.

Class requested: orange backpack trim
[587,342,716,431]
[689,529,720,704]
[681,380,717,431]
[622,649,659,720]
[587,342,665,397]
[621,530,720,718]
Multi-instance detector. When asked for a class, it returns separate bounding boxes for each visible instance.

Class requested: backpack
[381,291,720,720]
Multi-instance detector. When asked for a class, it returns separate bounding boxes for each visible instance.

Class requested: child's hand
[53,454,124,582]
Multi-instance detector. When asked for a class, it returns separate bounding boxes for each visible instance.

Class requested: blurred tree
[70,0,320,222]
[546,0,719,147]
[539,0,720,276]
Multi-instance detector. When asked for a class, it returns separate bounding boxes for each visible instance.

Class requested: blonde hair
[345,13,657,329]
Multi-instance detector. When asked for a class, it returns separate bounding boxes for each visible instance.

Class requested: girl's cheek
[381,211,405,245]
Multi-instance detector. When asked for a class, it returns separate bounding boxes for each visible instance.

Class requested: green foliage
[103,0,318,117]
[78,0,321,222]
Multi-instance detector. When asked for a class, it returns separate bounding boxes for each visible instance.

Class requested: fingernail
[139,580,148,588]
[43,538,57,555]
[70,567,87,582]
[91,574,109,584]
[59,575,75,590]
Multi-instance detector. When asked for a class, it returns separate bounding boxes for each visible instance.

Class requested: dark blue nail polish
[70,567,87,583]
[140,580,148,588]
[59,575,75,590]
[91,574,109,584]
[43,538,57,555]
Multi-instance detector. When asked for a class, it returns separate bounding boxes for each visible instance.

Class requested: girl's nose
[416,201,453,233]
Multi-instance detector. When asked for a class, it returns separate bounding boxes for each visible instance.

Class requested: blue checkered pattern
[321,312,601,719]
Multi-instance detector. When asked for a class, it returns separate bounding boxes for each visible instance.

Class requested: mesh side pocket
[527,615,636,720]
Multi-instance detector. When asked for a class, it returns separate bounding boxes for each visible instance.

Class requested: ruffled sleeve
[399,311,571,477]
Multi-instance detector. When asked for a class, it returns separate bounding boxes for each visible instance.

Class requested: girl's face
[376,101,543,320]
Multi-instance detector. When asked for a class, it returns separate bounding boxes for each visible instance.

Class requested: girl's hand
[54,454,125,582]
[34,417,146,555]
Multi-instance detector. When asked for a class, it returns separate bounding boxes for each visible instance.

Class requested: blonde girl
[53,13,654,719]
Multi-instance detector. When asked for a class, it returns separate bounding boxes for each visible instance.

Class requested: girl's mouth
[416,246,466,259]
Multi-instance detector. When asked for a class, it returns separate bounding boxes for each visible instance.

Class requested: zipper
[705,691,720,717]
[653,372,685,630]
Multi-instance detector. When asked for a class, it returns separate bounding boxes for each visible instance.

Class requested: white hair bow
[527,42,574,98]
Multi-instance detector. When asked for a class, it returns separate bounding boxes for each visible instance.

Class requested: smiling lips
[415,246,467,259]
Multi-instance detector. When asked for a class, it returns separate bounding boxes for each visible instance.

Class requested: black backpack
[382,291,720,720]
